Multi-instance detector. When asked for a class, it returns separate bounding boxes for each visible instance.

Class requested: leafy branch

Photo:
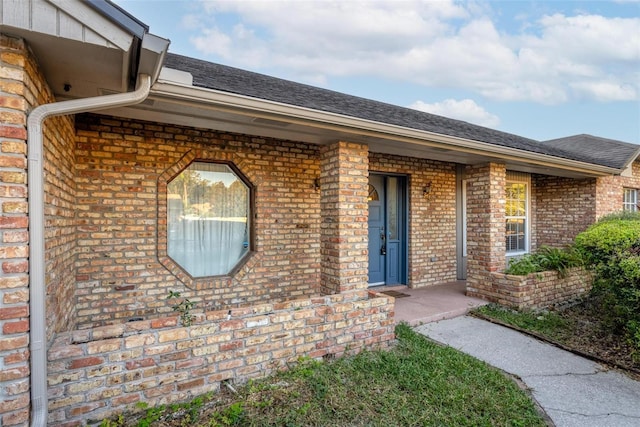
[167,290,195,327]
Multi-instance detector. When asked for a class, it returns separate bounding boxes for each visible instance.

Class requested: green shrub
[505,253,542,276]
[574,213,640,358]
[597,211,640,222]
[574,217,640,263]
[505,246,583,277]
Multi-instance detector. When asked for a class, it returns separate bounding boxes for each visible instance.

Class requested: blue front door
[368,175,386,285]
[368,174,406,286]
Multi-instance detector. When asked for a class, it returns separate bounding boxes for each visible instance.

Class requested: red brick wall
[47,291,395,425]
[369,153,457,287]
[74,114,322,328]
[2,33,81,426]
[533,175,597,248]
[43,115,78,338]
[596,160,640,218]
[1,35,78,340]
[533,160,640,249]
[0,33,32,427]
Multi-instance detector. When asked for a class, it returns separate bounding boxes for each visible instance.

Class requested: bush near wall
[478,246,590,309]
[505,246,583,278]
[574,212,640,356]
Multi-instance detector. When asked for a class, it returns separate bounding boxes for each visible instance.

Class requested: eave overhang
[134,78,622,179]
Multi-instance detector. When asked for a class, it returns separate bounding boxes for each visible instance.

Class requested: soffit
[1,0,137,96]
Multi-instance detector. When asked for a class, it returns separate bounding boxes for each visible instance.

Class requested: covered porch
[373,281,487,326]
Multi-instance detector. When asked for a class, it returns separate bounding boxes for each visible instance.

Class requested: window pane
[387,177,398,240]
[505,180,528,253]
[506,219,526,252]
[623,188,638,212]
[368,184,379,201]
[167,162,250,277]
[506,183,526,217]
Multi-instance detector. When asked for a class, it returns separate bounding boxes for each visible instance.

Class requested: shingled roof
[164,53,638,171]
[543,134,640,170]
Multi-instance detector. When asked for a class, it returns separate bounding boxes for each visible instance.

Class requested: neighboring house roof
[544,134,640,170]
[163,53,637,171]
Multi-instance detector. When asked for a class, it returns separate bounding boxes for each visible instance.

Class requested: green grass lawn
[473,304,571,339]
[106,324,547,426]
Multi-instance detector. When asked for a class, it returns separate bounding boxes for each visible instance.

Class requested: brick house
[1,0,639,425]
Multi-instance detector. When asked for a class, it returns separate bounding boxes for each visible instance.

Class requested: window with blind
[623,188,638,212]
[505,180,528,253]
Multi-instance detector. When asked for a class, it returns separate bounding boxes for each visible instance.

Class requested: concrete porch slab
[372,281,488,326]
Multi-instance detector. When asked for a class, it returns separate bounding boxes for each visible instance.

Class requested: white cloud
[570,80,638,102]
[409,99,500,128]
[185,1,640,104]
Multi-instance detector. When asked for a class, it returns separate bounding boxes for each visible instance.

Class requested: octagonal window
[167,162,251,277]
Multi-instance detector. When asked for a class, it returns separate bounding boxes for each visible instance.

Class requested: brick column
[319,142,369,295]
[465,162,506,301]
[0,35,32,426]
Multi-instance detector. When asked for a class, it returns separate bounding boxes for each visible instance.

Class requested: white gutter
[151,80,622,177]
[28,74,151,427]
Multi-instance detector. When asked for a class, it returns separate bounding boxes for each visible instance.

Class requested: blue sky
[114,0,640,145]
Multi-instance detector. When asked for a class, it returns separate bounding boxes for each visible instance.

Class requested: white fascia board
[151,80,622,177]
[49,0,134,50]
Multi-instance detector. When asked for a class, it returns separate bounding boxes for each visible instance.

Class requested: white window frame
[505,175,530,256]
[623,188,638,212]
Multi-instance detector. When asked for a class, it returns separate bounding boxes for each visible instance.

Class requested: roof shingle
[164,53,638,170]
[543,134,640,170]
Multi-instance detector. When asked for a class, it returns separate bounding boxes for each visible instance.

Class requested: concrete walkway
[416,316,640,427]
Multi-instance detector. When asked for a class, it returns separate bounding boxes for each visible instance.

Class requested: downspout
[28,74,151,426]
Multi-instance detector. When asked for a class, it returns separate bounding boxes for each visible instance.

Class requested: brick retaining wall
[472,268,593,309]
[48,290,395,425]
